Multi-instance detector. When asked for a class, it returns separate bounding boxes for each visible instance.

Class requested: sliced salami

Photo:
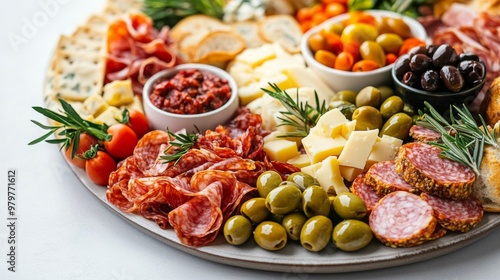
[409,125,442,143]
[369,191,437,248]
[395,142,476,200]
[350,173,380,213]
[421,192,484,232]
[365,161,418,196]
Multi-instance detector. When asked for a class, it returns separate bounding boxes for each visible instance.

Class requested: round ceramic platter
[67,156,500,274]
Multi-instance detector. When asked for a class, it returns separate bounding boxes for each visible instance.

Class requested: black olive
[410,54,432,73]
[459,53,479,62]
[394,54,411,79]
[440,65,464,92]
[402,71,418,88]
[432,44,458,69]
[425,44,438,57]
[421,70,440,91]
[408,45,428,57]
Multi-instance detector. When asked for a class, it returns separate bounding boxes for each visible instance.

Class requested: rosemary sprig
[29,99,111,158]
[417,101,498,175]
[261,83,328,138]
[160,128,199,164]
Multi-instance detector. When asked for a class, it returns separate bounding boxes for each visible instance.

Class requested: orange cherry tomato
[319,29,343,54]
[352,60,380,72]
[334,51,354,71]
[342,41,361,62]
[300,20,313,32]
[398,38,426,56]
[315,50,337,68]
[64,133,98,169]
[104,123,138,159]
[85,151,117,186]
[322,0,348,4]
[385,53,398,65]
[126,109,150,139]
[325,3,347,18]
[312,13,329,26]
[296,7,314,22]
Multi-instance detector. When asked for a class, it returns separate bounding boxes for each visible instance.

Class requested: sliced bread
[193,31,246,63]
[473,144,500,212]
[258,14,303,53]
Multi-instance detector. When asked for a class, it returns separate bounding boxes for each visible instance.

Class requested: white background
[1,0,500,279]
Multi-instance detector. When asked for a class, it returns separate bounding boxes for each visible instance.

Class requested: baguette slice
[230,20,266,49]
[193,31,246,63]
[473,145,500,212]
[258,14,303,53]
[482,76,500,126]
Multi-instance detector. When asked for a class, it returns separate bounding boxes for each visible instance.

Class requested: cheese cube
[366,135,404,168]
[95,106,122,125]
[263,139,299,162]
[121,95,144,114]
[264,130,302,148]
[103,79,134,106]
[338,129,379,169]
[302,133,346,163]
[311,108,347,138]
[316,156,349,195]
[238,82,264,105]
[260,73,296,93]
[301,162,322,178]
[287,154,311,168]
[83,94,108,117]
[283,67,335,103]
[339,166,364,182]
[341,120,357,139]
[236,44,276,67]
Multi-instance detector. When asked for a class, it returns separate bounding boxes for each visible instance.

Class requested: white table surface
[1,1,500,279]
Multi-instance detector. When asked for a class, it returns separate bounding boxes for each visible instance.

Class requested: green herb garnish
[160,128,199,164]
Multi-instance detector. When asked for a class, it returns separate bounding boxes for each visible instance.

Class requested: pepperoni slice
[350,173,380,213]
[365,161,418,196]
[369,191,437,248]
[421,192,483,232]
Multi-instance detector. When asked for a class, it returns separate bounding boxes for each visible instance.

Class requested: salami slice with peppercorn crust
[369,191,438,248]
[350,173,380,213]
[421,193,484,232]
[365,161,419,196]
[409,125,442,143]
[395,142,476,200]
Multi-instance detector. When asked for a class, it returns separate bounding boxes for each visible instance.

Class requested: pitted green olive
[359,41,386,67]
[254,221,287,251]
[240,197,270,224]
[355,86,381,108]
[352,106,383,130]
[332,219,373,251]
[300,215,333,252]
[223,215,252,245]
[287,172,318,191]
[379,95,404,119]
[282,212,307,241]
[377,85,395,102]
[375,33,403,54]
[379,112,413,140]
[268,213,285,224]
[302,186,330,218]
[256,170,282,198]
[265,184,302,215]
[278,180,305,192]
[332,90,357,104]
[332,192,367,219]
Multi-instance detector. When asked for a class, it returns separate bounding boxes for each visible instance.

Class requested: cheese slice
[283,67,335,103]
[311,108,347,138]
[341,120,357,139]
[316,156,349,195]
[287,154,311,168]
[263,139,299,162]
[236,43,276,67]
[338,129,379,169]
[339,165,365,182]
[301,162,322,178]
[302,133,346,164]
[366,135,403,168]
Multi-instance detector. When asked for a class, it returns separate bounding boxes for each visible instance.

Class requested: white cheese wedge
[103,79,134,106]
[338,129,379,169]
[263,139,299,162]
[339,165,365,182]
[316,156,349,195]
[287,154,311,168]
[301,162,322,178]
[302,133,346,164]
[83,94,108,117]
[311,108,347,138]
[366,135,403,168]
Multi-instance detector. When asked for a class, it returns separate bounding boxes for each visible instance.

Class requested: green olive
[287,172,318,191]
[278,180,305,192]
[379,112,413,140]
[329,100,356,120]
[359,41,386,67]
[352,106,383,130]
[268,213,285,224]
[385,17,412,38]
[254,221,287,251]
[332,192,367,219]
[256,170,283,198]
[402,102,415,116]
[282,212,307,241]
[332,219,373,251]
[223,215,252,245]
[302,185,330,218]
[377,85,395,103]
[240,197,270,224]
[340,23,378,45]
[375,33,403,54]
[332,90,357,104]
[265,184,302,215]
[328,23,344,35]
[379,95,404,119]
[356,86,381,108]
[300,215,333,252]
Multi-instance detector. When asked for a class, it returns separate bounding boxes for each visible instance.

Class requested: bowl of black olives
[392,44,486,111]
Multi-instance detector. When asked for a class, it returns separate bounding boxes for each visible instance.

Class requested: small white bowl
[301,10,427,93]
[143,63,239,133]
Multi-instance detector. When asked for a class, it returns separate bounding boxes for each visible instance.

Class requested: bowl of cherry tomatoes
[300,10,427,92]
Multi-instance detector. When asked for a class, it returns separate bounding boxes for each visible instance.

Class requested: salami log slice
[350,173,380,213]
[365,161,418,196]
[395,142,476,200]
[409,125,442,143]
[369,191,437,248]
[421,192,483,232]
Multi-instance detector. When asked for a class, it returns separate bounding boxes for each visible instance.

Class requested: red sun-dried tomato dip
[149,69,232,115]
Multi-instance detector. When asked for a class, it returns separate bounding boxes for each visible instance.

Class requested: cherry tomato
[104,124,138,159]
[385,53,398,65]
[334,52,354,71]
[126,110,150,138]
[315,50,337,68]
[85,151,116,186]
[64,133,98,169]
[352,60,380,72]
[324,2,346,18]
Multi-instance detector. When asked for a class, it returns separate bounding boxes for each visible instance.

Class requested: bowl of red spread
[143,63,239,132]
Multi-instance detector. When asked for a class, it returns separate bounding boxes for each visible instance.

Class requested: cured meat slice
[350,173,380,213]
[409,125,442,143]
[395,142,476,200]
[365,161,418,196]
[369,191,437,248]
[421,192,483,232]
